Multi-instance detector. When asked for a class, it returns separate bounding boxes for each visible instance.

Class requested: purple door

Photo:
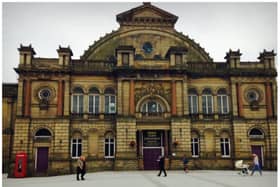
[36,147,49,173]
[143,148,161,170]
[251,145,263,168]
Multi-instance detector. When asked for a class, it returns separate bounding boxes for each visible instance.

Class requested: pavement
[2,170,277,187]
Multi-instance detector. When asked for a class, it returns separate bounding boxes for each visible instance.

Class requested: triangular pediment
[117,2,178,28]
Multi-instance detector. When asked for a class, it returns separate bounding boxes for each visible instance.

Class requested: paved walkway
[3,170,277,187]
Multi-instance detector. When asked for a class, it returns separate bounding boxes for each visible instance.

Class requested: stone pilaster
[16,80,24,116]
[63,80,70,116]
[265,82,273,117]
[129,80,135,115]
[171,80,177,116]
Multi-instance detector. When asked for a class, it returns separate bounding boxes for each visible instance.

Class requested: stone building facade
[4,3,277,176]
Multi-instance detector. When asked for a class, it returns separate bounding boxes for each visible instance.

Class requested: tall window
[71,137,82,158]
[89,87,100,114]
[202,89,213,114]
[104,133,115,158]
[191,132,200,157]
[175,54,183,65]
[72,87,84,114]
[217,89,229,114]
[188,89,198,114]
[122,53,129,65]
[220,133,230,157]
[141,101,163,114]
[104,88,116,114]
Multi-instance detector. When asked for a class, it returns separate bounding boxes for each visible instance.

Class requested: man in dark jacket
[157,155,167,177]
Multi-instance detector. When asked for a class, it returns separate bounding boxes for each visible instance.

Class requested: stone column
[130,80,135,115]
[164,130,169,156]
[117,80,123,115]
[139,130,143,156]
[183,79,189,115]
[171,80,177,116]
[214,94,219,119]
[265,82,273,117]
[24,79,31,117]
[236,83,243,117]
[198,93,203,119]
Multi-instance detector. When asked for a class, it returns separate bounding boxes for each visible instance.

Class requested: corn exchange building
[3,3,277,176]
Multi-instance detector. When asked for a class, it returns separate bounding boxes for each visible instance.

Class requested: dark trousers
[76,167,86,180]
[158,167,167,176]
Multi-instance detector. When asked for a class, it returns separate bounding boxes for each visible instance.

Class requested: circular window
[38,88,52,101]
[142,42,153,53]
[246,90,259,102]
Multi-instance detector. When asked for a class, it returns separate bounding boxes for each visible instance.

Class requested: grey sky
[2,2,277,83]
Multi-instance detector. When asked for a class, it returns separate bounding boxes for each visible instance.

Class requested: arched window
[72,87,84,114]
[88,87,100,114]
[202,89,213,114]
[188,89,198,114]
[217,89,229,114]
[104,132,115,158]
[104,88,116,114]
[249,128,264,139]
[35,128,51,138]
[191,131,200,157]
[141,100,163,115]
[220,132,230,157]
[71,132,82,158]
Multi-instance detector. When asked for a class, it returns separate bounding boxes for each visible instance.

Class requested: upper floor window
[122,53,129,65]
[72,87,84,114]
[104,88,116,114]
[175,54,183,65]
[202,89,213,114]
[188,89,198,114]
[217,89,229,114]
[88,87,100,114]
[141,101,163,114]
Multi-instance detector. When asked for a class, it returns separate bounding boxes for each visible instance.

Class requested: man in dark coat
[157,155,167,177]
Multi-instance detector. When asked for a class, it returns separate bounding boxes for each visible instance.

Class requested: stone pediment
[117,2,178,27]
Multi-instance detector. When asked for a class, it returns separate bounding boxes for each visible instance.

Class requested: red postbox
[14,152,27,178]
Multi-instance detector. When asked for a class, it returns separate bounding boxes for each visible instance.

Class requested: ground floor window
[220,138,230,157]
[105,136,115,158]
[71,138,82,158]
[191,138,200,157]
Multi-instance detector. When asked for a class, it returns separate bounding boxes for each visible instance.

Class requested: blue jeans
[251,164,262,176]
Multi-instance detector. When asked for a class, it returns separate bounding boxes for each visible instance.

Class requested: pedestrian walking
[76,156,86,180]
[182,154,189,173]
[250,153,262,176]
[157,155,167,177]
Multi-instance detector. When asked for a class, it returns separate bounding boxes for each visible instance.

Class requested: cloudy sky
[2,2,277,83]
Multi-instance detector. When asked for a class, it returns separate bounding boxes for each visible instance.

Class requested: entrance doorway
[143,148,161,170]
[36,147,49,173]
[142,130,165,170]
[251,145,263,168]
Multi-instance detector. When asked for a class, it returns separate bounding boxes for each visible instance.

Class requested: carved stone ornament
[135,82,171,104]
